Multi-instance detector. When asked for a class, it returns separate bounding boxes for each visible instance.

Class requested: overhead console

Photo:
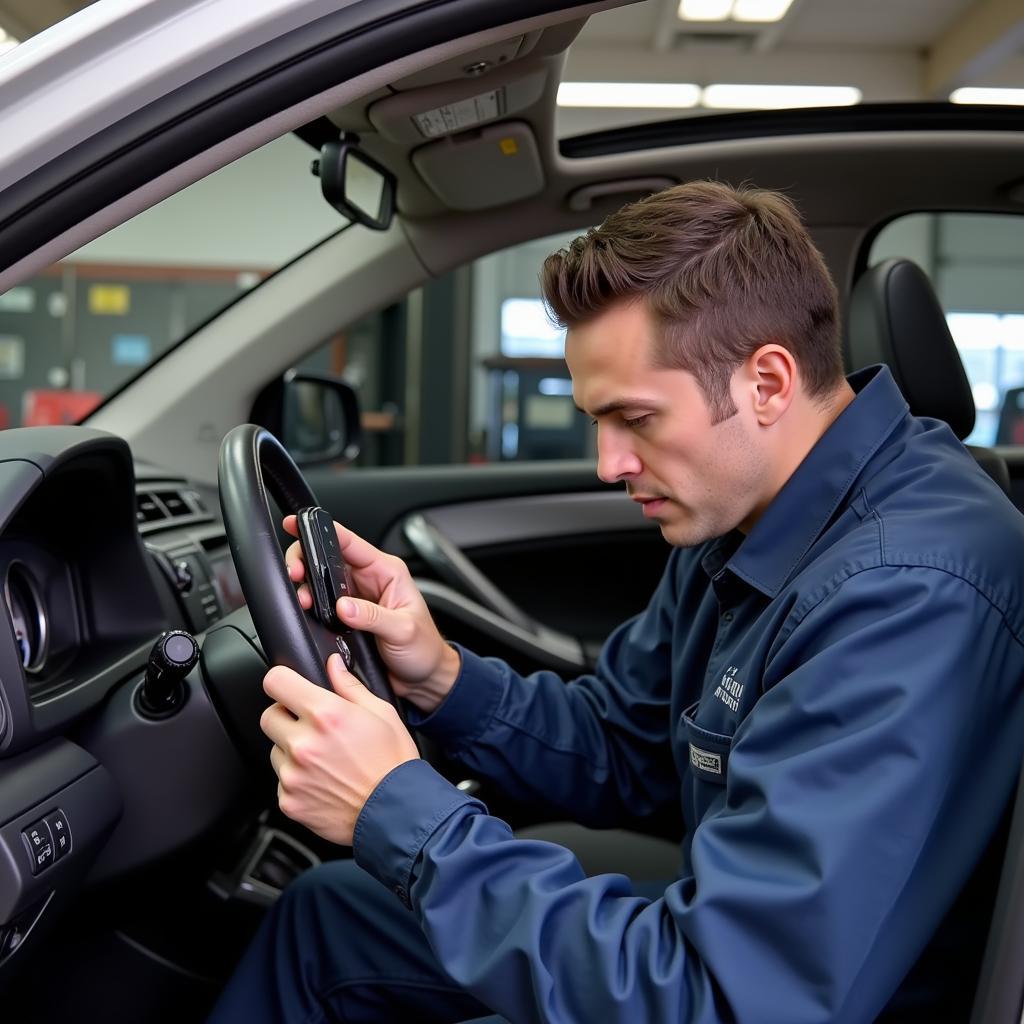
[365,59,549,144]
[326,18,589,215]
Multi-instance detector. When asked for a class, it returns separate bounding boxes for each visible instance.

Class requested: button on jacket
[353,365,1024,1024]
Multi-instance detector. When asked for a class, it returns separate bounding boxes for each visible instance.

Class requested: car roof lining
[6,0,1024,294]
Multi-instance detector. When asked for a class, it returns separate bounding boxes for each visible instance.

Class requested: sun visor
[411,123,544,211]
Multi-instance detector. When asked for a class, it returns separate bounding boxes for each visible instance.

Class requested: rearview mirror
[312,134,396,230]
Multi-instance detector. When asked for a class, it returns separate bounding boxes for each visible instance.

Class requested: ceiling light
[732,0,794,21]
[702,84,862,109]
[678,0,733,21]
[557,82,701,109]
[950,87,1024,106]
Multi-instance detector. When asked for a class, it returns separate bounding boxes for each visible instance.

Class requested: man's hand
[261,654,419,846]
[283,514,460,714]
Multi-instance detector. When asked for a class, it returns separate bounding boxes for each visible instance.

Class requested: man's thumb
[326,652,379,709]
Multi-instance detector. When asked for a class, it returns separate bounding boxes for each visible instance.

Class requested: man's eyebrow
[575,398,658,417]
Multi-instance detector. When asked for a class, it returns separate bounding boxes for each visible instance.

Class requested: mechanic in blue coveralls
[210,181,1024,1024]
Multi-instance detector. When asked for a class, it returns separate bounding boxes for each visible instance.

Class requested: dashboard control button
[0,921,25,959]
[173,560,194,593]
[44,810,71,861]
[21,820,53,874]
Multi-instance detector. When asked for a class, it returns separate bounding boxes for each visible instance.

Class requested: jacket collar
[724,364,908,598]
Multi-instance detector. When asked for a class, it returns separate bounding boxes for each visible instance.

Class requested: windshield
[0,134,340,428]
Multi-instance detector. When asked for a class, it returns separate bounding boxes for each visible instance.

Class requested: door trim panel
[387,490,656,552]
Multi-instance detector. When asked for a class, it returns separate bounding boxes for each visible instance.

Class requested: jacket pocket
[682,700,734,786]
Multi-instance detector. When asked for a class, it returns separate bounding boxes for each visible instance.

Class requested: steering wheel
[217,423,396,707]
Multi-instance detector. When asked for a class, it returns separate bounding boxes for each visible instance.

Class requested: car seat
[846,257,1023,1022]
[845,257,1010,494]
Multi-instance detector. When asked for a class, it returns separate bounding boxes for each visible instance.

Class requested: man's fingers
[283,513,383,572]
[263,665,324,716]
[282,515,410,604]
[337,597,413,646]
[269,742,285,778]
[283,515,381,587]
[326,653,381,709]
[285,540,305,573]
[261,701,297,747]
[333,523,393,574]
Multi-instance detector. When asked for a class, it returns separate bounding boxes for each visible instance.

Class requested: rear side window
[869,213,1024,446]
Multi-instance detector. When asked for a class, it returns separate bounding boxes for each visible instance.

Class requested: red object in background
[22,390,103,426]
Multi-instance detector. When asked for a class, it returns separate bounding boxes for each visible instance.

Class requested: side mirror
[312,134,396,231]
[250,373,362,466]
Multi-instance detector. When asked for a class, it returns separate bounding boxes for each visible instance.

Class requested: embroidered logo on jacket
[689,744,723,775]
[714,665,744,712]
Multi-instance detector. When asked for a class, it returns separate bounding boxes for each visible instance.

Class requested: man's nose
[596,430,641,483]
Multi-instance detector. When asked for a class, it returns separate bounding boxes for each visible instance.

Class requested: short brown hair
[541,181,843,421]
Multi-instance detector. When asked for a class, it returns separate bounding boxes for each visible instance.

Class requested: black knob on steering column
[135,630,200,719]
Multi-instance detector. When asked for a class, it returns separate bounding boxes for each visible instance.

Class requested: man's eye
[624,415,651,429]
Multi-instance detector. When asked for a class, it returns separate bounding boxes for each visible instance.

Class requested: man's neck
[741,381,857,534]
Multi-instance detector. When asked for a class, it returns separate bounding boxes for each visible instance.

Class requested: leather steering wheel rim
[217,423,395,703]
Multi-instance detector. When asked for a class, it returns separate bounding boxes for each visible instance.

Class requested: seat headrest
[846,259,975,440]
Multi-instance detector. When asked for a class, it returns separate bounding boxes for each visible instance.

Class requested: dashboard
[0,426,254,975]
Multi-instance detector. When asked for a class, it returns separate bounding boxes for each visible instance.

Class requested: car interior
[0,0,1022,1020]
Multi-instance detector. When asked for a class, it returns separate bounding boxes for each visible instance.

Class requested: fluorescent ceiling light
[950,87,1024,106]
[679,0,793,21]
[557,82,701,109]
[732,0,795,21]
[702,84,861,109]
[678,0,732,21]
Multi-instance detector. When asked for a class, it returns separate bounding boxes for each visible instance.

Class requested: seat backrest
[969,756,1024,1023]
[848,260,1021,1018]
[846,258,1010,495]
[846,259,974,438]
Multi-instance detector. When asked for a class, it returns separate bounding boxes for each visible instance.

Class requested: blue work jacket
[354,365,1024,1024]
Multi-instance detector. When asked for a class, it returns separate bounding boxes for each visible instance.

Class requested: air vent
[136,492,166,524]
[135,484,211,533]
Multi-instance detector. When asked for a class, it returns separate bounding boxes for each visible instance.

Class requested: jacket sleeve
[406,548,686,825]
[355,566,1024,1024]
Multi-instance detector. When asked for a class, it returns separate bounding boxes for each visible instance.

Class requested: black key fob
[296,506,356,664]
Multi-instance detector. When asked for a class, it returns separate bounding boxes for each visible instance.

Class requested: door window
[293,230,595,467]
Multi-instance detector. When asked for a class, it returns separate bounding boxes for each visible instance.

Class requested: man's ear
[746,345,797,427]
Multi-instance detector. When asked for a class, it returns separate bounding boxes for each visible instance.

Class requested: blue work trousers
[207,856,669,1024]
[207,859,496,1023]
